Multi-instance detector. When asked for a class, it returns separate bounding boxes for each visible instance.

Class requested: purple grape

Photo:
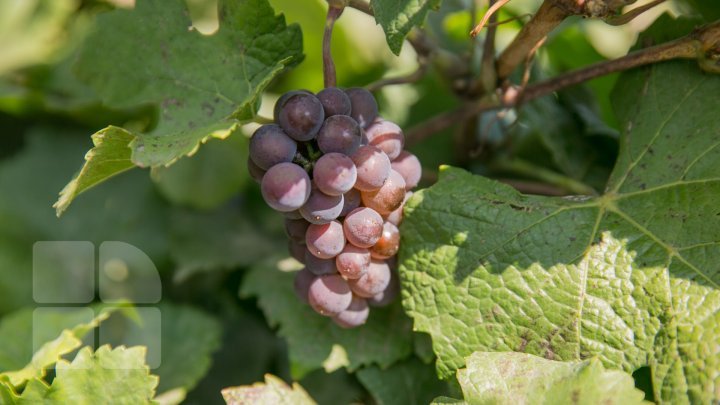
[370,222,400,260]
[306,220,346,259]
[346,88,378,128]
[348,259,391,298]
[284,209,304,220]
[313,153,357,196]
[285,218,310,243]
[333,296,369,328]
[300,188,344,224]
[385,191,412,226]
[343,207,383,248]
[293,268,316,304]
[305,252,338,276]
[261,163,311,212]
[317,87,352,117]
[339,189,362,217]
[308,274,352,316]
[368,272,399,307]
[249,124,297,170]
[247,158,266,183]
[274,90,312,121]
[317,115,362,155]
[276,92,325,141]
[360,169,406,215]
[365,119,404,160]
[335,244,370,279]
[391,151,421,189]
[288,240,306,263]
[351,145,391,191]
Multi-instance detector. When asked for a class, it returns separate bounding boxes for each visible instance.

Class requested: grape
[360,169,406,215]
[333,295,369,328]
[247,158,266,183]
[346,88,378,128]
[285,218,310,243]
[351,145,391,191]
[293,268,315,304]
[306,220,346,259]
[277,92,325,141]
[335,244,370,279]
[343,207,383,248]
[288,240,306,263]
[249,124,297,170]
[317,115,362,155]
[370,222,400,259]
[317,87,351,117]
[305,252,338,276]
[339,189,362,217]
[284,209,304,220]
[313,153,357,196]
[368,271,398,307]
[308,274,352,316]
[274,90,312,121]
[391,151,422,189]
[300,188,344,224]
[365,119,404,160]
[261,163,311,212]
[385,191,412,226]
[348,259,391,298]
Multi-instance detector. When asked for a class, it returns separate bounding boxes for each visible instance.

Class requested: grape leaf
[222,374,315,405]
[435,352,647,404]
[55,0,302,215]
[0,346,159,404]
[400,61,720,403]
[371,0,441,55]
[240,258,413,376]
[357,357,449,405]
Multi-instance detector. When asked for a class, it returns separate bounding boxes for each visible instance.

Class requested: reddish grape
[273,90,312,121]
[339,189,362,217]
[300,188,343,224]
[285,218,310,243]
[261,163,311,212]
[365,119,404,160]
[351,145,390,191]
[317,115,362,155]
[293,268,315,304]
[385,191,412,226]
[288,240,306,263]
[317,87,351,116]
[308,274,352,316]
[360,169,406,215]
[249,124,297,170]
[277,92,325,141]
[346,88,378,128]
[313,153,357,196]
[306,220,346,259]
[391,151,421,189]
[333,295,369,328]
[335,244,370,279]
[343,207,383,248]
[348,259,391,298]
[305,252,338,276]
[370,222,400,259]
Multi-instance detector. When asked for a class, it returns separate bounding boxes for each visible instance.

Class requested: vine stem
[323,6,344,88]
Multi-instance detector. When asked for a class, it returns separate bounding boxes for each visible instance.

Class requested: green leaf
[357,357,449,405]
[3,346,159,404]
[57,0,302,214]
[439,352,647,405]
[151,133,249,210]
[371,0,441,55]
[222,374,316,405]
[400,61,720,403]
[241,258,413,376]
[54,126,136,216]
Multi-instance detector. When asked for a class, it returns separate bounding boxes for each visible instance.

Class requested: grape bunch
[248,87,421,328]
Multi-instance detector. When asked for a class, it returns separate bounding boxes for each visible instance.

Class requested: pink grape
[385,191,412,226]
[348,259,391,298]
[261,163,311,212]
[351,145,390,191]
[306,221,346,259]
[370,222,400,260]
[305,252,338,276]
[335,244,370,279]
[249,124,297,170]
[364,119,404,160]
[368,271,399,307]
[300,188,343,224]
[360,169,406,215]
[293,268,316,304]
[391,151,421,189]
[333,295,370,328]
[285,218,310,243]
[313,153,357,196]
[343,207,383,248]
[308,274,352,316]
[339,189,362,217]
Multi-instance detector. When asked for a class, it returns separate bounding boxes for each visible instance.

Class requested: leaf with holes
[400,61,720,403]
[55,0,302,215]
